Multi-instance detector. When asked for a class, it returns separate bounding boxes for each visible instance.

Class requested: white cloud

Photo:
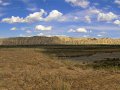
[45,34,68,37]
[45,10,63,21]
[68,29,76,32]
[26,30,32,33]
[65,0,90,8]
[21,27,30,31]
[1,2,10,6]
[88,8,101,14]
[83,35,89,37]
[84,25,120,30]
[68,28,87,33]
[114,20,120,25]
[93,3,99,6]
[97,32,107,37]
[57,7,101,22]
[0,13,4,17]
[1,8,103,24]
[27,7,39,12]
[35,25,52,31]
[21,0,38,12]
[115,0,120,5]
[76,28,87,33]
[19,33,32,37]
[1,9,63,23]
[85,16,91,23]
[19,34,25,37]
[0,0,10,6]
[1,9,46,23]
[37,33,44,36]
[10,27,17,31]
[100,32,107,34]
[2,16,25,23]
[97,34,102,37]
[25,9,46,22]
[97,12,118,22]
[0,0,2,4]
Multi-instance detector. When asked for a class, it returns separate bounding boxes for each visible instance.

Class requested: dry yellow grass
[1,36,120,45]
[0,48,120,90]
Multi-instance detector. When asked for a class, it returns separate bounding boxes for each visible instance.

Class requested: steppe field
[0,45,120,90]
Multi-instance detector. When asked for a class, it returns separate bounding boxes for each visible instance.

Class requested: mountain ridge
[0,36,120,45]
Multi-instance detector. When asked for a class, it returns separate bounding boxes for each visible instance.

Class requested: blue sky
[0,0,120,38]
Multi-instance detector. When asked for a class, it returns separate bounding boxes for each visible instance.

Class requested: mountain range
[0,36,120,45]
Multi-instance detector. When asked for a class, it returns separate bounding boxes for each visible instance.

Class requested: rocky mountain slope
[0,36,120,45]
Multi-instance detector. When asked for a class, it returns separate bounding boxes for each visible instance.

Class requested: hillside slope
[0,36,120,45]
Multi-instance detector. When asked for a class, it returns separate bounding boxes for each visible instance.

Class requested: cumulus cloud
[68,29,76,32]
[37,33,44,36]
[83,35,89,37]
[97,12,118,22]
[2,9,46,23]
[68,28,87,33]
[35,25,52,31]
[115,0,120,5]
[10,27,17,31]
[85,16,91,23]
[96,32,107,37]
[27,7,38,12]
[114,20,120,25]
[76,28,87,33]
[20,27,30,31]
[97,34,102,37]
[88,8,101,14]
[82,25,120,30]
[0,0,10,6]
[26,30,32,33]
[25,9,46,22]
[21,0,39,12]
[45,10,63,21]
[65,0,90,8]
[2,16,25,23]
[2,7,108,24]
[1,9,63,23]
[56,7,101,22]
[1,7,118,26]
[19,34,25,37]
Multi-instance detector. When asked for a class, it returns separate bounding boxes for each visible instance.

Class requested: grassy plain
[0,45,120,90]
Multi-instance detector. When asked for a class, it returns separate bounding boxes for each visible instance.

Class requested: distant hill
[0,36,120,45]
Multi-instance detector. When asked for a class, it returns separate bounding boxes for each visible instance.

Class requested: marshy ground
[0,45,120,90]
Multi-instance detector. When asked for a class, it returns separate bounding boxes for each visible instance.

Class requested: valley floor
[0,48,120,90]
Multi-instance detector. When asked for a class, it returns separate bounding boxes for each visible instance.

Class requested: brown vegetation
[1,36,120,45]
[0,48,120,90]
